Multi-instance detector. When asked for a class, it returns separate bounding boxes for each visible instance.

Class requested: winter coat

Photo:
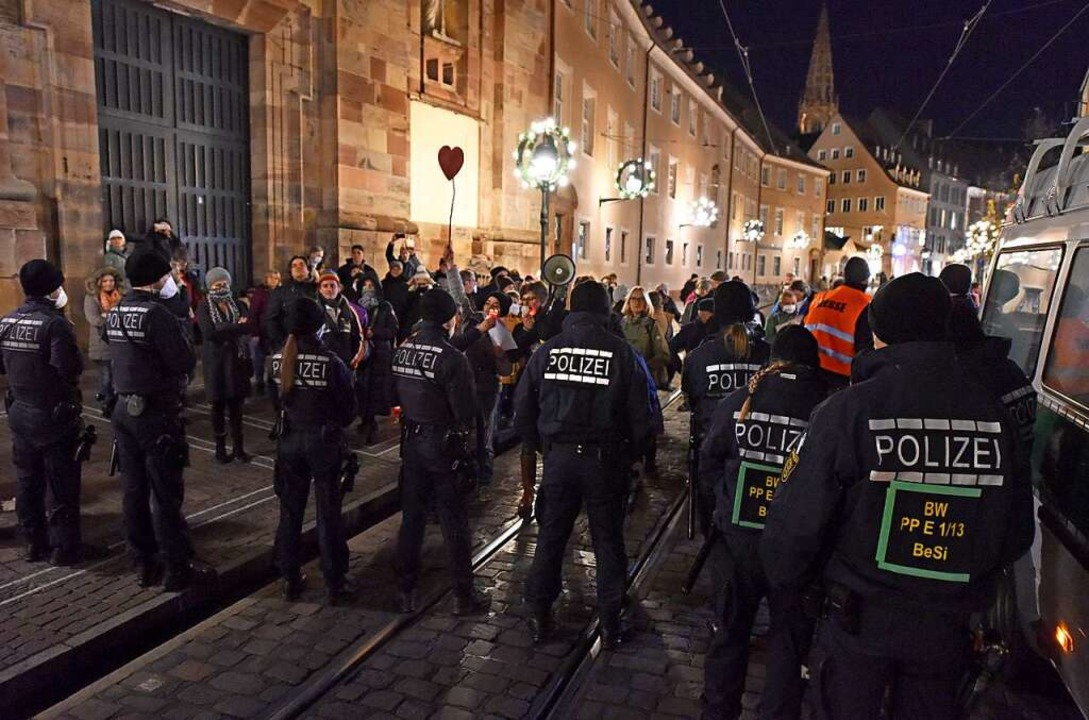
[360,300,399,418]
[622,313,669,387]
[337,261,382,303]
[103,248,129,286]
[382,274,411,338]
[196,297,252,402]
[264,279,317,351]
[318,294,367,368]
[247,285,272,346]
[83,267,124,361]
[463,318,513,414]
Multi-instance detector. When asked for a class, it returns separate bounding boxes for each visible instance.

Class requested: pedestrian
[682,279,713,323]
[1,260,85,565]
[648,289,676,344]
[670,297,717,359]
[265,255,318,408]
[383,260,411,340]
[463,292,513,491]
[803,256,873,390]
[166,247,201,343]
[103,229,129,284]
[316,270,369,430]
[131,218,181,261]
[83,266,123,414]
[337,243,382,303]
[306,244,326,279]
[402,266,436,333]
[680,274,699,304]
[512,280,554,519]
[357,277,399,444]
[683,280,770,533]
[516,281,652,647]
[197,267,253,463]
[764,290,800,344]
[107,251,205,590]
[655,283,682,323]
[386,233,421,277]
[700,326,828,720]
[761,273,1035,720]
[393,289,490,616]
[939,263,979,312]
[620,286,670,390]
[270,297,356,601]
[246,269,280,395]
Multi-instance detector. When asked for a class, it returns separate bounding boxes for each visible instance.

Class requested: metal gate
[92,0,250,285]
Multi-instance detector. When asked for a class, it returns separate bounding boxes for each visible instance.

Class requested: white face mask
[509,303,522,317]
[52,287,68,310]
[158,275,179,300]
[781,304,797,314]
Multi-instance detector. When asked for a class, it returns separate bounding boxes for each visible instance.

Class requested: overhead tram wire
[893,1,991,152]
[716,0,777,155]
[942,0,1089,141]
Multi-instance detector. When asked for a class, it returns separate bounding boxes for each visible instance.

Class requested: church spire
[798,3,838,134]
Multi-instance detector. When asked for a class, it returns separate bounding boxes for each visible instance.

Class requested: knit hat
[317,270,340,286]
[487,291,512,317]
[771,325,820,368]
[868,272,951,344]
[413,267,433,283]
[287,298,325,335]
[945,299,986,347]
[19,259,64,297]
[389,259,403,270]
[126,250,172,288]
[938,264,972,296]
[496,275,515,292]
[696,297,715,313]
[419,289,458,323]
[569,281,611,316]
[490,265,509,279]
[844,256,871,287]
[108,229,125,241]
[205,266,232,288]
[713,280,755,324]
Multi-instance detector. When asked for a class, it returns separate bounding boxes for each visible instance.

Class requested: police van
[982,116,1089,715]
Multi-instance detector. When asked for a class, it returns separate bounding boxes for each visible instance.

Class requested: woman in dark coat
[197,267,252,463]
[358,277,398,444]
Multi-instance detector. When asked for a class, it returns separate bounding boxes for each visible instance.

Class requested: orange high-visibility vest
[804,285,871,377]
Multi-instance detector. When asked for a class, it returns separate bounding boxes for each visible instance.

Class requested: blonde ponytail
[724,322,751,361]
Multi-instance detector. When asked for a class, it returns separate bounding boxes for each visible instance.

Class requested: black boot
[231,434,251,463]
[528,611,555,644]
[214,434,230,463]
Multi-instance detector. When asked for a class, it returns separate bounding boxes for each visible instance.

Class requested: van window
[981,247,1063,377]
[1042,246,1089,406]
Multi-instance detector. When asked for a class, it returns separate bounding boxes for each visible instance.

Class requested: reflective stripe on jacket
[804,285,870,376]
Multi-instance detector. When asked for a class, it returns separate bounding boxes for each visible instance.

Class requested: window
[649,146,661,194]
[620,230,628,264]
[581,90,596,156]
[797,174,806,194]
[715,249,721,269]
[857,169,867,183]
[604,227,613,263]
[650,69,662,112]
[774,208,784,235]
[858,197,869,212]
[625,35,636,87]
[701,111,710,146]
[731,192,739,219]
[670,90,681,125]
[758,255,766,276]
[605,107,618,170]
[688,99,697,136]
[698,173,708,198]
[728,251,735,270]
[811,215,821,238]
[841,198,852,213]
[845,146,854,158]
[584,0,596,38]
[815,178,824,196]
[826,199,835,214]
[645,236,655,265]
[828,173,836,185]
[681,242,688,266]
[796,210,806,233]
[777,169,787,190]
[773,256,782,276]
[576,220,590,260]
[697,245,704,268]
[831,148,840,160]
[793,257,801,276]
[832,122,841,135]
[665,239,675,265]
[607,8,621,67]
[874,196,886,211]
[983,246,1063,377]
[761,166,770,187]
[668,157,678,198]
[553,71,565,123]
[759,204,769,229]
[817,149,827,161]
[841,170,851,184]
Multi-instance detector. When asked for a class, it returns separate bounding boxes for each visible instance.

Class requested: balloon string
[448,177,456,243]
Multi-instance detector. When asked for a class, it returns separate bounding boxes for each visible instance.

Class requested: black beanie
[487,291,512,317]
[771,325,820,368]
[844,256,871,288]
[714,280,755,324]
[287,298,325,335]
[419,289,459,323]
[490,266,509,280]
[869,272,951,344]
[946,298,986,348]
[570,281,611,315]
[19,259,64,297]
[696,297,715,313]
[126,250,172,288]
[938,264,973,296]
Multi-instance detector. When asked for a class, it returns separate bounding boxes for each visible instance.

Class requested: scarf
[99,288,122,312]
[207,290,240,325]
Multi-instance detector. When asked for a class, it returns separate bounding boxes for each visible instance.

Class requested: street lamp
[681,197,719,228]
[789,231,810,250]
[514,118,575,272]
[741,219,765,285]
[600,158,656,206]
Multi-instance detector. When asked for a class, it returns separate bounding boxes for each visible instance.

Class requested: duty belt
[543,438,617,457]
[118,393,181,413]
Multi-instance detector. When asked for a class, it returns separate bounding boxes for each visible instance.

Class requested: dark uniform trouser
[811,603,969,720]
[9,402,81,551]
[275,427,348,585]
[702,536,814,720]
[525,444,627,617]
[111,405,192,568]
[397,430,473,597]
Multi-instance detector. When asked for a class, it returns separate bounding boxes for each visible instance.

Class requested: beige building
[0,0,827,328]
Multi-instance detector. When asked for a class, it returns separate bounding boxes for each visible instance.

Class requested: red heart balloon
[438,145,465,181]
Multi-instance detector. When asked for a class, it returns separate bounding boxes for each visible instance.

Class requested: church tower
[798,3,838,134]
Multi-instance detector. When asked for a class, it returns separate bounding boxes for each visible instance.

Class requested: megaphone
[541,253,576,287]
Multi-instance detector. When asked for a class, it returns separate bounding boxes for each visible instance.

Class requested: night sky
[664,0,1089,141]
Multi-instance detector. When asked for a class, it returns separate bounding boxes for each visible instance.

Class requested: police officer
[107,251,202,590]
[0,260,84,565]
[700,326,828,720]
[516,281,652,648]
[265,255,318,409]
[683,280,770,532]
[394,289,490,616]
[803,256,873,389]
[761,274,1034,720]
[271,298,356,602]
